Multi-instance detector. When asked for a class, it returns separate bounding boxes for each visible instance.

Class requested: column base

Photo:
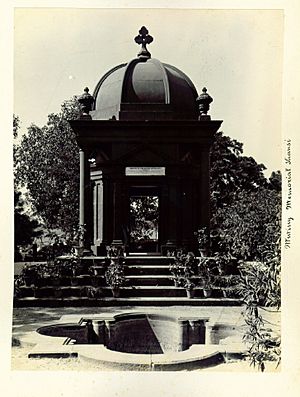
[91,241,109,256]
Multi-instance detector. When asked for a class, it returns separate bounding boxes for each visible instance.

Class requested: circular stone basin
[37,313,209,354]
[106,313,186,354]
[34,312,242,370]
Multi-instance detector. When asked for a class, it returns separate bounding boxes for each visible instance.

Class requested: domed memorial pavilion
[70,27,222,255]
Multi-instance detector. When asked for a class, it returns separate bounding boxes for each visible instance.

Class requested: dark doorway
[129,187,160,253]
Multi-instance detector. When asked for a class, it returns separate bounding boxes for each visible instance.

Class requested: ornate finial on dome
[196,87,213,120]
[78,87,94,118]
[134,26,153,59]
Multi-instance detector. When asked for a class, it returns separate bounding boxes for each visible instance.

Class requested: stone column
[90,170,103,254]
[94,320,106,345]
[206,322,214,345]
[79,149,85,232]
[161,181,178,254]
[199,150,211,229]
[178,319,189,351]
[181,178,194,249]
[79,148,92,251]
[106,320,117,350]
[167,180,179,246]
[112,180,124,246]
[189,320,207,344]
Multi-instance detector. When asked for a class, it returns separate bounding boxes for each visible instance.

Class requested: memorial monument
[70,27,222,256]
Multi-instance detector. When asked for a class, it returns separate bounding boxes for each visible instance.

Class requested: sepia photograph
[1,1,300,396]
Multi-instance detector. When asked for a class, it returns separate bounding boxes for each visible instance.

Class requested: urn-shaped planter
[54,288,63,298]
[203,288,212,298]
[112,288,121,298]
[186,288,194,299]
[21,265,40,287]
[71,277,79,286]
[90,276,98,287]
[73,246,84,257]
[23,276,36,287]
[52,277,61,287]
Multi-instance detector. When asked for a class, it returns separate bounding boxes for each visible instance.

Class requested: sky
[14,8,284,174]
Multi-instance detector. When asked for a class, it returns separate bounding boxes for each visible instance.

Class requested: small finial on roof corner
[196,87,213,120]
[78,86,94,118]
[134,26,153,59]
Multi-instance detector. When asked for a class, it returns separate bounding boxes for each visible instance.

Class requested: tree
[211,185,281,261]
[14,115,41,258]
[14,190,41,255]
[15,98,81,234]
[210,131,268,211]
[13,114,20,178]
[209,131,281,261]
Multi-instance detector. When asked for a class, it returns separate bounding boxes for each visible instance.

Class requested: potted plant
[89,261,103,287]
[198,257,214,298]
[182,252,197,298]
[169,250,197,298]
[56,257,79,276]
[168,249,185,287]
[105,262,126,297]
[84,286,103,299]
[183,278,195,299]
[196,227,209,257]
[106,244,125,258]
[105,245,126,298]
[49,262,61,287]
[212,252,240,297]
[20,264,40,287]
[70,224,86,257]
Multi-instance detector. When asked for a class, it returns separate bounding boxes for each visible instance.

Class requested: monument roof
[90,27,199,121]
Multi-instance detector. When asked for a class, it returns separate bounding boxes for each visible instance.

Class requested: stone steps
[126,265,170,275]
[14,256,240,306]
[126,275,174,286]
[125,257,171,266]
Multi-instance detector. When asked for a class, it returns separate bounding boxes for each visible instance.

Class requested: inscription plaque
[125,167,166,176]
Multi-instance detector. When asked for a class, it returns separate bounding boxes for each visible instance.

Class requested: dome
[90,28,199,121]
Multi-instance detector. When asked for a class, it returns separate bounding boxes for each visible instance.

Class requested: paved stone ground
[11,306,280,372]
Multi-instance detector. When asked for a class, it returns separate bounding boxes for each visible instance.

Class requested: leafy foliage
[237,251,281,371]
[15,257,81,291]
[104,244,126,290]
[210,131,281,262]
[14,191,41,249]
[130,196,159,241]
[211,186,281,261]
[13,114,20,172]
[210,131,267,211]
[15,98,81,233]
[105,260,126,289]
[14,116,42,257]
[168,250,197,289]
[209,132,281,371]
